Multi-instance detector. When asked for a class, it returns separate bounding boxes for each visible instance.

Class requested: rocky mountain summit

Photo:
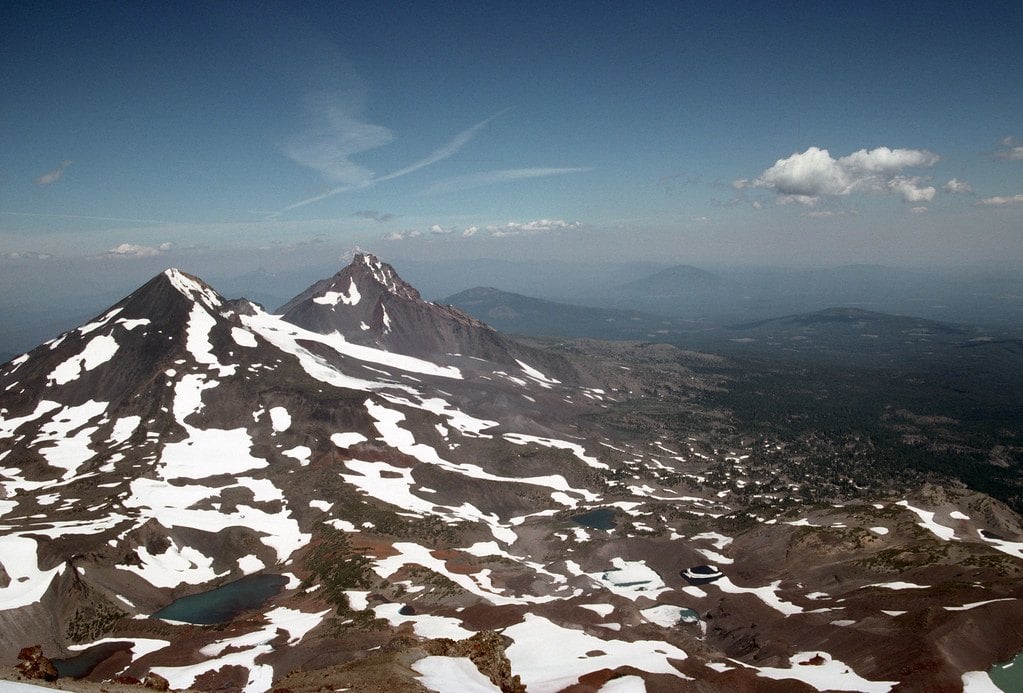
[1,255,1022,692]
[278,253,575,379]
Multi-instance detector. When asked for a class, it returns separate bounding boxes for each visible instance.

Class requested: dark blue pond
[153,573,288,624]
[572,508,616,531]
[53,641,131,679]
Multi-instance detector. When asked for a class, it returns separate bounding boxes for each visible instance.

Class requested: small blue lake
[572,508,616,531]
[153,573,288,625]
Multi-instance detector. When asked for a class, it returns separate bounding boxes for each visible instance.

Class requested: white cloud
[943,178,973,194]
[995,136,1023,161]
[489,219,581,237]
[34,160,72,185]
[103,242,171,258]
[416,219,581,239]
[978,194,1023,206]
[888,176,935,203]
[736,146,940,205]
[838,147,939,172]
[910,206,929,214]
[422,167,590,195]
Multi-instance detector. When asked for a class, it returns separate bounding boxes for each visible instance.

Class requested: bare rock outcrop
[16,644,58,682]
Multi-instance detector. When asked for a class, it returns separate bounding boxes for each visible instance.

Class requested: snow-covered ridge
[242,308,462,381]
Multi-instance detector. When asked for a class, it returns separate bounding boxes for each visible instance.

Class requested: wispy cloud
[994,136,1023,161]
[735,146,939,205]
[382,229,421,241]
[373,110,508,184]
[943,178,974,194]
[2,211,165,224]
[978,194,1023,206]
[34,160,72,185]
[421,167,590,195]
[281,98,394,185]
[277,110,506,215]
[3,251,53,260]
[355,210,396,222]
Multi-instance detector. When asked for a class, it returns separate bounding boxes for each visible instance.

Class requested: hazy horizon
[2,1,1021,353]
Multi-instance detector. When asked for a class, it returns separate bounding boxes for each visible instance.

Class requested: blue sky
[1,0,1021,299]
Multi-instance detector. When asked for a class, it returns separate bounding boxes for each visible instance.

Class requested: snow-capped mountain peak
[276,254,578,379]
[162,268,223,309]
[352,252,419,300]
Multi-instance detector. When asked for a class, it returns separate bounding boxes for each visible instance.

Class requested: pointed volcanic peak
[0,269,248,409]
[278,253,578,377]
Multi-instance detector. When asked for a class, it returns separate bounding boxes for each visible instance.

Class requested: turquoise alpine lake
[152,573,288,625]
[989,649,1023,692]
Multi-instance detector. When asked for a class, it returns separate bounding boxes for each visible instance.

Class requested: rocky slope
[1,255,1022,692]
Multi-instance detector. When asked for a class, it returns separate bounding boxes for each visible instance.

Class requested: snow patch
[231,327,258,347]
[414,656,502,692]
[48,334,120,385]
[315,277,361,306]
[897,501,957,541]
[747,651,897,691]
[331,432,368,448]
[504,613,689,692]
[0,536,65,610]
[269,406,291,432]
[127,539,227,588]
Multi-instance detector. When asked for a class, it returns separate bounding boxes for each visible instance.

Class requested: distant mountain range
[445,286,691,341]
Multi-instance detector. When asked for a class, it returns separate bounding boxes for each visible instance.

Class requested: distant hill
[445,286,689,341]
[732,306,966,334]
[717,306,986,366]
[616,264,728,297]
